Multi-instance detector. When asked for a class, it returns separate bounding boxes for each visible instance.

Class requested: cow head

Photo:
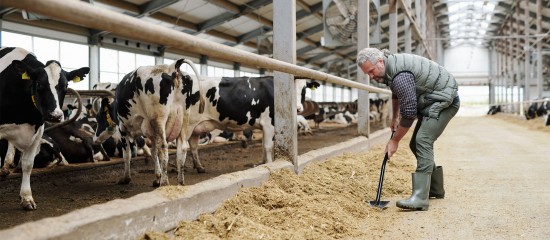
[295,79,320,113]
[94,97,116,144]
[12,60,89,122]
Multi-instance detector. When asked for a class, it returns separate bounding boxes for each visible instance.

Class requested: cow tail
[199,94,205,114]
[183,59,205,114]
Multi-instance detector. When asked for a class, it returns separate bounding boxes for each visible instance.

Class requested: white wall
[443,45,491,116]
[444,46,490,85]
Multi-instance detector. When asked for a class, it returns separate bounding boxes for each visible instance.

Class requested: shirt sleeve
[391,71,417,128]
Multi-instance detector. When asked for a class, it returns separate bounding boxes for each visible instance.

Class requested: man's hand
[386,139,399,159]
[390,118,399,131]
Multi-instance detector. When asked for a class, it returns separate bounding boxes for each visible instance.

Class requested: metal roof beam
[297,24,323,40]
[306,52,331,64]
[236,26,272,43]
[137,0,177,18]
[297,45,317,56]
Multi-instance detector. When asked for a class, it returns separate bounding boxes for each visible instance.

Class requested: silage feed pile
[144,135,416,240]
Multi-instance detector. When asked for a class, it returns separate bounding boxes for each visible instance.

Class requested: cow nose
[48,111,64,122]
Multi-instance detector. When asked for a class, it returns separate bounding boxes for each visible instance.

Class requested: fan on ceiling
[322,0,380,47]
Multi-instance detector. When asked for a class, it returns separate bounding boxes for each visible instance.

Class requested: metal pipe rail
[0,0,391,95]
[70,90,115,98]
[490,98,549,107]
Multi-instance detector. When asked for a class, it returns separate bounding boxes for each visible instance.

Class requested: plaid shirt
[391,71,417,128]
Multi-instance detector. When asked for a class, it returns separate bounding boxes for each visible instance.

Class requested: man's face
[360,58,385,82]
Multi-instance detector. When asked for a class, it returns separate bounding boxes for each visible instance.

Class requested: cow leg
[18,128,43,210]
[151,123,169,187]
[141,144,152,164]
[175,135,188,185]
[148,139,163,187]
[188,134,205,173]
[1,142,16,177]
[262,124,275,164]
[158,137,170,187]
[55,152,69,166]
[118,137,133,185]
[19,150,37,210]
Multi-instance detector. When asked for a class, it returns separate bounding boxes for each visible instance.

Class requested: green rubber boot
[396,172,431,211]
[429,166,445,199]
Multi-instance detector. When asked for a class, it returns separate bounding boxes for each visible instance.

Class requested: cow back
[215,76,274,126]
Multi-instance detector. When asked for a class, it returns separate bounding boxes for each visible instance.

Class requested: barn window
[99,48,154,84]
[1,31,89,90]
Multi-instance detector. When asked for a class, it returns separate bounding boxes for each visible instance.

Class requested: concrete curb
[0,128,392,240]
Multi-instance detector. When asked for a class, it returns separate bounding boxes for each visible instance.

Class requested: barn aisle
[367,116,550,239]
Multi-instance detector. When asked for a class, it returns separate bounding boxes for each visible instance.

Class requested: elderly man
[357,48,460,211]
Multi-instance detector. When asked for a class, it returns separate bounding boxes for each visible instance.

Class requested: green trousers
[410,97,460,173]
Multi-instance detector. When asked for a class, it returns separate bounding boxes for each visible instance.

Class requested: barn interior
[1,0,550,238]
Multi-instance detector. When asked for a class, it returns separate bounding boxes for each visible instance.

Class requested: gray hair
[356,48,390,67]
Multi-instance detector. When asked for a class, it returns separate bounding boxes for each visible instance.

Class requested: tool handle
[373,153,388,203]
[373,131,394,204]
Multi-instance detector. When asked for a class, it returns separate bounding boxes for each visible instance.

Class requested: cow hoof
[195,167,206,174]
[0,169,10,178]
[160,178,170,186]
[117,177,131,185]
[21,198,37,210]
[152,180,160,187]
[241,140,248,148]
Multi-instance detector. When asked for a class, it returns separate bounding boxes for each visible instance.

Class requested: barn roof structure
[1,0,549,92]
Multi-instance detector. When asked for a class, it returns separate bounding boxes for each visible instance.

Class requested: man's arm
[386,71,417,159]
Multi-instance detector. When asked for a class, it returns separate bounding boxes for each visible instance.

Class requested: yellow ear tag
[310,86,316,91]
[22,72,31,80]
[72,76,81,83]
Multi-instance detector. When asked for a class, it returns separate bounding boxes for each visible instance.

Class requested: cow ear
[175,59,185,71]
[11,60,32,80]
[67,67,90,83]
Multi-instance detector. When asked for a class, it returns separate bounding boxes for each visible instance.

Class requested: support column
[389,0,397,53]
[515,1,521,114]
[200,55,208,76]
[507,21,514,113]
[272,0,297,170]
[357,0,370,136]
[154,56,163,65]
[233,62,240,77]
[524,0,531,101]
[489,42,498,105]
[403,0,412,53]
[505,25,511,111]
[88,45,99,89]
[414,0,423,56]
[536,0,543,98]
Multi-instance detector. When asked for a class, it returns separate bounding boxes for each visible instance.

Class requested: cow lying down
[0,136,67,177]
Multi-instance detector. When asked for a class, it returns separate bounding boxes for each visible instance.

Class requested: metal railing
[0,0,391,95]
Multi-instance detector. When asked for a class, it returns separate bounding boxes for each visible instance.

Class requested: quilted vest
[383,53,458,118]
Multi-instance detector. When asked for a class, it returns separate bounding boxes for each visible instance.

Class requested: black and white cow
[0,47,89,210]
[487,105,502,115]
[94,59,202,187]
[525,98,549,121]
[0,135,67,173]
[95,60,317,186]
[184,76,318,175]
[45,121,108,163]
